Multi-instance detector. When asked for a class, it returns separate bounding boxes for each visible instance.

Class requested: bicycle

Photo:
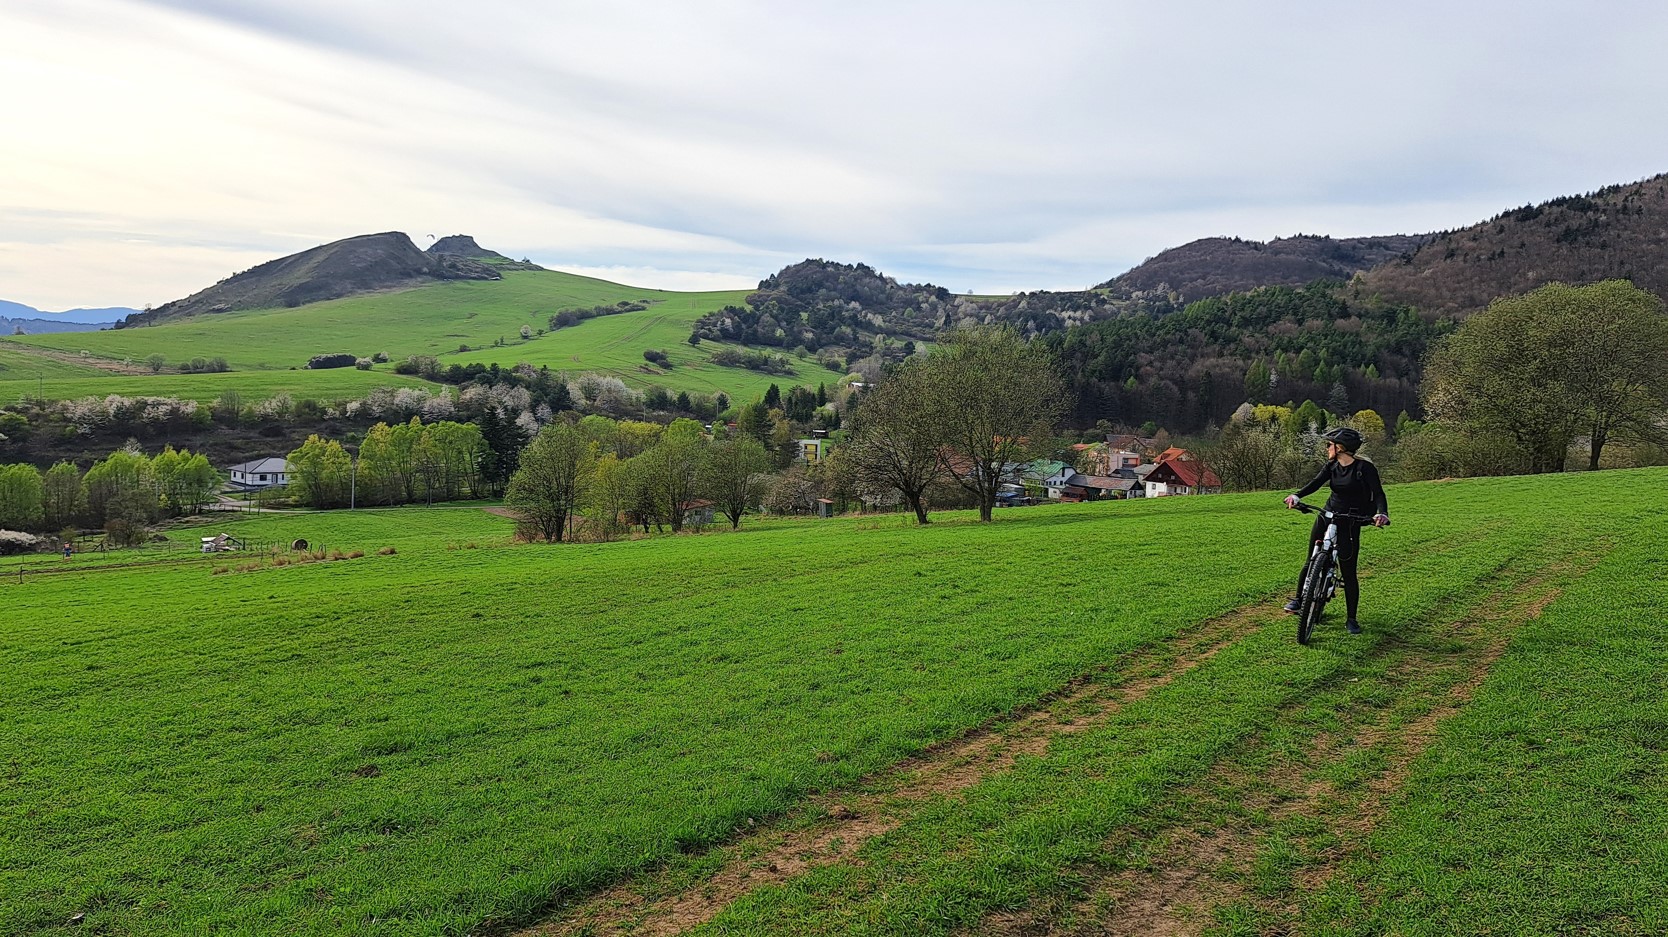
[1291,502,1384,644]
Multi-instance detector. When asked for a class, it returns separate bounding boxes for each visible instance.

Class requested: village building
[1143,455,1223,497]
[226,457,292,491]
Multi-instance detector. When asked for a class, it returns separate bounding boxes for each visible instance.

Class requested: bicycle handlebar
[1292,502,1385,526]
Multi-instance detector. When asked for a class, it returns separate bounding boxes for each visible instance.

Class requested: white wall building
[227,457,292,490]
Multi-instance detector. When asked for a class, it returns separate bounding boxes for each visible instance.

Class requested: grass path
[652,492,1640,936]
[507,513,1576,936]
[524,599,1280,937]
[984,548,1605,935]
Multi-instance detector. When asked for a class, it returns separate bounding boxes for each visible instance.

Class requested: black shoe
[1283,599,1301,613]
[1347,619,1362,634]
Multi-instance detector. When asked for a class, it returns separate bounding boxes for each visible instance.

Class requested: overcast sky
[5,0,1668,310]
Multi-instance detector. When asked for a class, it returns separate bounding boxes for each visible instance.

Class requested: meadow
[0,360,434,406]
[10,271,812,402]
[3,471,1663,936]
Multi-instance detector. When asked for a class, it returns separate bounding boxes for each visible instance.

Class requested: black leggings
[1296,514,1362,618]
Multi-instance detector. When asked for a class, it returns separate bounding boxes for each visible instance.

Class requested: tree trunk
[908,494,930,525]
[978,496,994,522]
[1589,425,1606,471]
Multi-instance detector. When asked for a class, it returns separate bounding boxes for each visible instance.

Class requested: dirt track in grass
[979,557,1591,937]
[513,600,1283,937]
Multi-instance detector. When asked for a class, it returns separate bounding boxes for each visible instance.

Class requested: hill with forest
[1097,233,1434,303]
[1356,173,1668,316]
[118,232,504,327]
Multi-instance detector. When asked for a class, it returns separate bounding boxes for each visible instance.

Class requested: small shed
[816,498,835,518]
[680,499,716,527]
[199,533,243,553]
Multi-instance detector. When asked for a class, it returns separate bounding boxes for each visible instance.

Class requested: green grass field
[0,362,436,406]
[4,471,1662,935]
[10,271,817,402]
[0,345,112,381]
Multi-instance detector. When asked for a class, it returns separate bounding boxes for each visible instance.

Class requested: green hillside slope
[13,270,810,402]
[3,470,1662,936]
[0,366,434,407]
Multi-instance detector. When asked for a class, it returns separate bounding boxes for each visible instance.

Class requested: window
[258,474,268,482]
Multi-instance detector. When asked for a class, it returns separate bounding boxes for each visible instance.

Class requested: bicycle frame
[1293,502,1378,642]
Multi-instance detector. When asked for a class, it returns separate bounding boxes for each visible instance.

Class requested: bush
[354,358,374,370]
[306,354,357,370]
[179,356,230,373]
[371,351,389,363]
[709,348,792,375]
[0,530,40,555]
[643,349,672,368]
[394,355,439,378]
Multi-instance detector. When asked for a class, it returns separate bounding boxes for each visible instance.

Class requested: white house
[227,457,292,491]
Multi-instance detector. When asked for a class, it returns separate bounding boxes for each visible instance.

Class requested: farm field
[3,471,1664,935]
[10,271,812,401]
[0,344,113,382]
[0,359,435,406]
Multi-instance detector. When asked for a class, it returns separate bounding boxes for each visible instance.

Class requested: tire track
[981,551,1602,937]
[506,600,1282,937]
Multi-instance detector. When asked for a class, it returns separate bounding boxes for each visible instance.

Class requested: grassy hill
[0,364,435,407]
[4,470,1663,935]
[12,270,816,403]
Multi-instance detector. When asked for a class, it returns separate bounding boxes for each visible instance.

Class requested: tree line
[0,445,218,546]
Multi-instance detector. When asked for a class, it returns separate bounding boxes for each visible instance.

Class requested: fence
[3,539,344,584]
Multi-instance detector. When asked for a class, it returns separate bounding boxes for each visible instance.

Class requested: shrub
[0,530,40,555]
[643,349,671,368]
[306,354,357,370]
[377,546,397,555]
[371,351,389,363]
[519,325,533,340]
[354,358,374,370]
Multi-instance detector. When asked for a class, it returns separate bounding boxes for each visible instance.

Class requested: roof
[679,499,715,510]
[227,457,290,474]
[1082,475,1137,490]
[1147,458,1222,489]
[1105,434,1155,451]
[1133,464,1158,478]
[1154,447,1192,464]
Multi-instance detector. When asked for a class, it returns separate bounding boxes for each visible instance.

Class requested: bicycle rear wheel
[1298,554,1331,645]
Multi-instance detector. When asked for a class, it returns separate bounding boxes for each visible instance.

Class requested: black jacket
[1295,458,1388,518]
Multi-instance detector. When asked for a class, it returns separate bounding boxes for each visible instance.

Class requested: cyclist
[1281,426,1389,634]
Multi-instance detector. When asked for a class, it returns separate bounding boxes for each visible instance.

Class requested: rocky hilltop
[1098,233,1433,303]
[119,232,502,327]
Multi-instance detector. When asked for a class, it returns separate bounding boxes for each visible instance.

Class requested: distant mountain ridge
[1356,174,1668,316]
[119,231,505,327]
[0,299,130,333]
[1097,233,1435,303]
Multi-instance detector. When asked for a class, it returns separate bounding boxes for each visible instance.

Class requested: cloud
[5,0,1668,308]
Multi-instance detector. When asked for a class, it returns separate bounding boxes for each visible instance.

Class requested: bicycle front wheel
[1298,553,1331,645]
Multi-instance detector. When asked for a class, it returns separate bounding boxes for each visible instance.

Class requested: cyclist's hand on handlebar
[1284,495,1300,509]
[1373,513,1390,528]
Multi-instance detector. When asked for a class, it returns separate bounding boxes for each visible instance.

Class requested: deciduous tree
[921,327,1067,521]
[700,437,771,529]
[506,423,596,542]
[848,363,942,524]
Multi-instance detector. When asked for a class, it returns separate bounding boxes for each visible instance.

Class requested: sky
[5,0,1668,311]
